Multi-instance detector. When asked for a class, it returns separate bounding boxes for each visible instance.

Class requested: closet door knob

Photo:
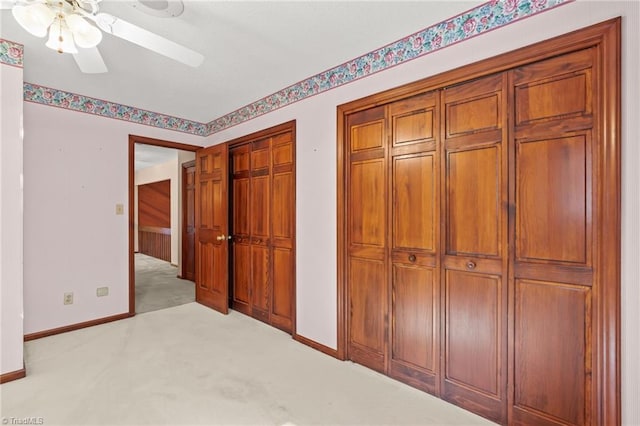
[466,260,476,270]
[408,254,417,263]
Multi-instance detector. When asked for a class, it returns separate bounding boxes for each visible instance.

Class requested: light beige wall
[0,55,24,376]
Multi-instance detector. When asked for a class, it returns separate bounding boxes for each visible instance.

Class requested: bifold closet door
[441,73,508,424]
[510,48,596,426]
[230,144,251,315]
[250,138,271,322]
[388,92,440,394]
[270,132,295,332]
[346,105,388,373]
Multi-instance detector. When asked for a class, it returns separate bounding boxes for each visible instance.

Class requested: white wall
[0,58,24,375]
[203,2,639,424]
[23,104,203,335]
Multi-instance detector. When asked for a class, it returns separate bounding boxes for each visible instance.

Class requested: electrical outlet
[115,204,124,215]
[63,292,74,305]
[96,286,109,297]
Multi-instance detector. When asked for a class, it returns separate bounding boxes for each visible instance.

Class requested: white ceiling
[0,1,478,124]
[134,143,178,171]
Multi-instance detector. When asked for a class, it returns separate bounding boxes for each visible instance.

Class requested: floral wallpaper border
[206,0,573,134]
[23,83,209,136]
[11,0,573,137]
[0,39,24,68]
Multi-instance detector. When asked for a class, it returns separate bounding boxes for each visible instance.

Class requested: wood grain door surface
[195,143,229,313]
[182,161,196,281]
[342,23,617,425]
[229,123,296,334]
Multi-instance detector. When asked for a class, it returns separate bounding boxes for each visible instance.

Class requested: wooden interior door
[441,73,508,423]
[195,143,229,314]
[388,92,440,394]
[509,48,596,426]
[182,161,196,281]
[346,105,388,373]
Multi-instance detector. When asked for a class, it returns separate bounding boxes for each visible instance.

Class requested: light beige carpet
[135,253,195,314]
[1,303,496,426]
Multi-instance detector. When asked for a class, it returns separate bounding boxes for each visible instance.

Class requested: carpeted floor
[1,303,496,425]
[135,253,195,314]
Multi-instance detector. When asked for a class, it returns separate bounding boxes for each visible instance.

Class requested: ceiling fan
[1,0,204,73]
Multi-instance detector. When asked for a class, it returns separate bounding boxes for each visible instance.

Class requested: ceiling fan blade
[72,46,108,73]
[93,12,204,68]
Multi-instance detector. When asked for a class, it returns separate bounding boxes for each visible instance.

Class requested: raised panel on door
[390,264,437,393]
[516,134,591,266]
[251,244,270,320]
[272,171,293,247]
[392,153,435,252]
[271,247,293,332]
[349,257,386,373]
[446,146,501,257]
[351,120,385,153]
[390,92,437,148]
[232,243,250,307]
[443,269,504,421]
[513,280,590,425]
[251,174,270,239]
[350,159,385,248]
[195,144,229,314]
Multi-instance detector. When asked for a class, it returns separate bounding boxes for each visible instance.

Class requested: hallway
[135,253,195,314]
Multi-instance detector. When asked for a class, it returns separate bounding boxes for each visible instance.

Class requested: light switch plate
[96,287,109,297]
[115,204,124,215]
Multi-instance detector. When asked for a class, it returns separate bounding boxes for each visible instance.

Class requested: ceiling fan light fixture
[65,13,102,48]
[46,18,78,54]
[12,3,56,38]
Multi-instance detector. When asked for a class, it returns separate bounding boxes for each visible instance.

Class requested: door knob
[216,234,226,241]
[466,260,477,270]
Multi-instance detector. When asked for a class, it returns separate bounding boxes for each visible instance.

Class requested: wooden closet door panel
[271,134,295,332]
[444,270,500,396]
[347,106,387,373]
[272,172,293,248]
[230,145,251,313]
[442,73,507,424]
[350,159,386,249]
[388,92,440,393]
[250,175,270,239]
[510,48,596,426]
[516,135,590,265]
[272,247,293,330]
[512,280,590,426]
[232,243,250,305]
[446,146,501,257]
[251,244,270,317]
[391,265,436,374]
[392,154,435,252]
[349,257,386,372]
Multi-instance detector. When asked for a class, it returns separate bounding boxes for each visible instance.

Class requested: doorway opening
[128,135,202,315]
